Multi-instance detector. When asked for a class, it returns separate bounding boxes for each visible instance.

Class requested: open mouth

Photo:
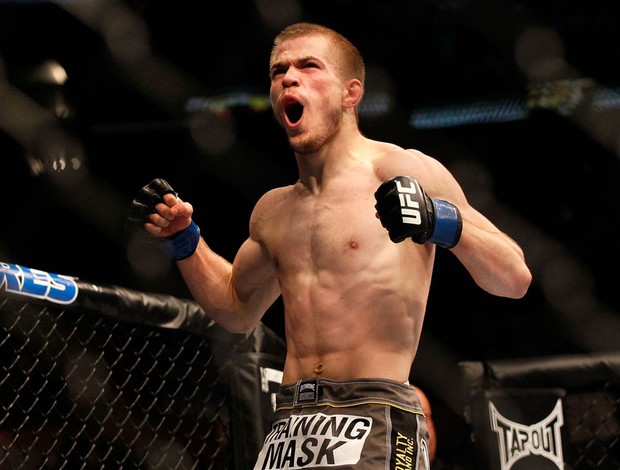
[283,97,304,125]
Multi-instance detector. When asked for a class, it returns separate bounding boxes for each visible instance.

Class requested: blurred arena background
[1,0,619,467]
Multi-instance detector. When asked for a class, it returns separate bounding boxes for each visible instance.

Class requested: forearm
[451,220,531,298]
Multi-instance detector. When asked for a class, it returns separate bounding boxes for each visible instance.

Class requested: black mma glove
[374,175,462,248]
[127,178,201,261]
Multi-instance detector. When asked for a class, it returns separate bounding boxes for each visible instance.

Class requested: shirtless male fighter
[128,22,531,469]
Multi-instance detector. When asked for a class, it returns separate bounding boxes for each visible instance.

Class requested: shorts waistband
[276,377,422,412]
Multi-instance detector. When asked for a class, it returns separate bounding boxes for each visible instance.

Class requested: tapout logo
[490,399,564,470]
[0,262,78,305]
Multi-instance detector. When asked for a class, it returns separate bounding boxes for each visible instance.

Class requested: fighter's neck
[296,133,368,190]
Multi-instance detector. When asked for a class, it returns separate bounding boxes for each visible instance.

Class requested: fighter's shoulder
[248,185,295,239]
[371,141,443,179]
[253,184,295,214]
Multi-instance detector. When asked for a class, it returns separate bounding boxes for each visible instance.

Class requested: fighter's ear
[343,79,363,109]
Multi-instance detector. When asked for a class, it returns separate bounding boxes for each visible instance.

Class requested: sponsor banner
[0,261,78,304]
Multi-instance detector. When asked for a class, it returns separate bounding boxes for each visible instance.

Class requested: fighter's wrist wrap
[428,199,462,249]
[159,220,201,261]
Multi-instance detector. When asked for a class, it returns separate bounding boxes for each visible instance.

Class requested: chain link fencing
[0,261,285,469]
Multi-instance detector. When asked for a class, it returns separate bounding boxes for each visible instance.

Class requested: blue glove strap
[429,199,462,248]
[159,220,201,261]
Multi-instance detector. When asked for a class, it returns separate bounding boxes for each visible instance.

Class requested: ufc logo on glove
[395,179,423,225]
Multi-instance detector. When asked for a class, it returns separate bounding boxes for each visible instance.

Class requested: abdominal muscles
[279,246,429,383]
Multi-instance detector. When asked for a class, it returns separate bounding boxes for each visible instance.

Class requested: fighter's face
[269,35,346,154]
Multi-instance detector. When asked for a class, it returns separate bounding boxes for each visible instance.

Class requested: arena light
[408,81,620,130]
[409,97,528,129]
[185,91,271,115]
[27,59,68,86]
[57,0,204,115]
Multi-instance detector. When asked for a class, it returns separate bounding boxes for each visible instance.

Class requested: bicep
[231,236,280,313]
[429,165,520,250]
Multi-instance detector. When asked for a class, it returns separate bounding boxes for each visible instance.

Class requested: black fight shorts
[253,377,431,469]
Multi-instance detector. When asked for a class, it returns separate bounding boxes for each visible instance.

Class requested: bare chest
[267,186,383,272]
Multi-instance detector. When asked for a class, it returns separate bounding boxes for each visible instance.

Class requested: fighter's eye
[270,66,286,79]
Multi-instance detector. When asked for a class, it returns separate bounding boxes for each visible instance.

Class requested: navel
[314,361,324,375]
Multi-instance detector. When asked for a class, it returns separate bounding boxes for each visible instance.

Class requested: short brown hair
[270,22,365,85]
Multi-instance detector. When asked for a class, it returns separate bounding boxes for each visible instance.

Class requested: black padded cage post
[0,261,286,469]
[459,353,620,470]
